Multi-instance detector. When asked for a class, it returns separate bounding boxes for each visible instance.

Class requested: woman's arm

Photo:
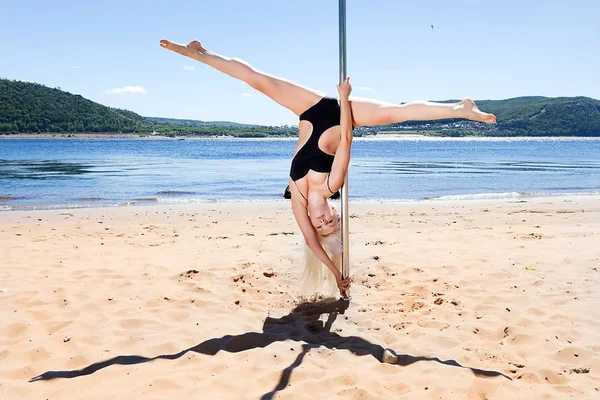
[290,193,341,280]
[328,78,353,193]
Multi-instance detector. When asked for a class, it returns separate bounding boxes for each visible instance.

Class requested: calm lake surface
[1,137,599,210]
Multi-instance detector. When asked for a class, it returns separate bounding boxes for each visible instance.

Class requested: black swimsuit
[289,97,341,200]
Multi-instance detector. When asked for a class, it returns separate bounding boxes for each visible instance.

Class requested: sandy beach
[1,196,599,399]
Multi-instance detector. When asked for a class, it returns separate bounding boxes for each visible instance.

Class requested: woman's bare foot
[455,98,497,124]
[159,40,205,59]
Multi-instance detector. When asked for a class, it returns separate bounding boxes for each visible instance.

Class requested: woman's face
[310,203,339,236]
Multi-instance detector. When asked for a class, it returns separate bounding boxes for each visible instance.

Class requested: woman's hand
[336,275,351,296]
[337,77,352,99]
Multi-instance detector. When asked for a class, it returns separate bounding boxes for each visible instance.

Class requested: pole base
[382,348,399,364]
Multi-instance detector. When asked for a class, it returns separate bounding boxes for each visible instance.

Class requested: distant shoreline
[0,133,193,139]
[371,131,427,138]
[2,133,600,140]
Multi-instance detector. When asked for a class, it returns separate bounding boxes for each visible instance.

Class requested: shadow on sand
[30,298,510,398]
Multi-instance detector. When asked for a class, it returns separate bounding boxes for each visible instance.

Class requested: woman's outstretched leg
[349,97,496,127]
[160,40,323,116]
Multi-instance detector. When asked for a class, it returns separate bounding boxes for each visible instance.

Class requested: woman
[160,39,497,296]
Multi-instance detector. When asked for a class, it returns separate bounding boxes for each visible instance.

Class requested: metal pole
[339,0,350,298]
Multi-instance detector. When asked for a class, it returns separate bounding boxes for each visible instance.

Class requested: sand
[1,196,599,399]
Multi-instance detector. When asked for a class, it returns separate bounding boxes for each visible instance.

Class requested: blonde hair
[300,218,343,298]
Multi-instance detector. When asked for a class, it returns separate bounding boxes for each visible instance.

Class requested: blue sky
[1,0,598,126]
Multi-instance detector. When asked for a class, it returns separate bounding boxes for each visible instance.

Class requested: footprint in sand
[521,233,544,240]
[568,367,590,374]
[180,270,199,279]
[365,240,386,246]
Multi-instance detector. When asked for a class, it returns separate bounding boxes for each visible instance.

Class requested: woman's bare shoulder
[288,178,308,208]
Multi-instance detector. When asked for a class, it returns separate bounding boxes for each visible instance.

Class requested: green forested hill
[475,96,600,136]
[0,79,295,137]
[1,79,600,136]
[0,79,148,133]
[376,96,600,136]
[146,116,254,127]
